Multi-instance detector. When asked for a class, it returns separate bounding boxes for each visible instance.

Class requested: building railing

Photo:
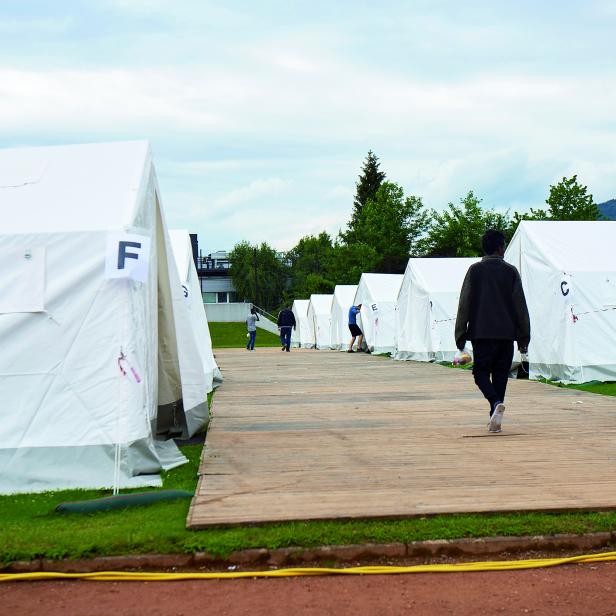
[197,256,231,271]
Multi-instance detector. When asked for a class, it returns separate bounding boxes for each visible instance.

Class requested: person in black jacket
[455,229,531,433]
[277,306,297,352]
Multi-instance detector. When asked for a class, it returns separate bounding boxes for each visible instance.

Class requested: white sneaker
[488,402,505,432]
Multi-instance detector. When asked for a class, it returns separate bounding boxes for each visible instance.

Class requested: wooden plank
[187,348,616,528]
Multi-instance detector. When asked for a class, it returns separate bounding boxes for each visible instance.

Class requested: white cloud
[2,1,616,252]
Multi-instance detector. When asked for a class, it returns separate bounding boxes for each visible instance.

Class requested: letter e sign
[105,232,151,283]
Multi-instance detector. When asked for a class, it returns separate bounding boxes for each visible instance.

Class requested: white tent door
[0,246,45,313]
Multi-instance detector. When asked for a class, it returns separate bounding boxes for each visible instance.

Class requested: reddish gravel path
[2,562,616,615]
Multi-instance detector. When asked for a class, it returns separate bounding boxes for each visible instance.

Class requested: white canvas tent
[354,274,403,354]
[0,141,209,494]
[308,294,333,349]
[169,230,223,405]
[395,258,479,362]
[506,220,616,383]
[330,285,358,350]
[291,299,313,348]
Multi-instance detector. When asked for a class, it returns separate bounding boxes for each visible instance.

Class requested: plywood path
[187,348,616,528]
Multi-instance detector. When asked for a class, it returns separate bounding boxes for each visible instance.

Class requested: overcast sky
[2,1,616,253]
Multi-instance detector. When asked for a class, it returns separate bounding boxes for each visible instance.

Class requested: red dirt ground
[2,562,616,615]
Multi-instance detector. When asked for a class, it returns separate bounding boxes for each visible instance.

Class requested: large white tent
[506,220,616,383]
[308,294,333,349]
[354,274,403,354]
[169,230,223,407]
[395,258,479,362]
[330,285,358,350]
[291,299,313,348]
[0,141,209,494]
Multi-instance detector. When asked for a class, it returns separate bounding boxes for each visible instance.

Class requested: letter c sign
[560,280,570,297]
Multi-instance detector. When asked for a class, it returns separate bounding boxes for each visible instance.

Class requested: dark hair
[250,307,256,315]
[482,229,506,255]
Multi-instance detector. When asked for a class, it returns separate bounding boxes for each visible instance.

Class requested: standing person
[277,305,296,352]
[455,229,530,433]
[246,307,259,351]
[347,304,364,353]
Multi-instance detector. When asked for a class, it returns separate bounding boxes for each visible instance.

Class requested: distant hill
[598,199,616,220]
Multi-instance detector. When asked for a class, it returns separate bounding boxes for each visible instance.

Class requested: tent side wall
[354,275,402,354]
[506,222,616,383]
[394,265,433,361]
[292,300,314,348]
[330,286,358,351]
[309,295,333,349]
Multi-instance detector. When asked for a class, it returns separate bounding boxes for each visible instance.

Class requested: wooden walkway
[187,348,616,528]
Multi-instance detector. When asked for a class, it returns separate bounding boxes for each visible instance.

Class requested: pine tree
[347,151,386,234]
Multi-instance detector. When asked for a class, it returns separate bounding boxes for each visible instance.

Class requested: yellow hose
[2,551,616,582]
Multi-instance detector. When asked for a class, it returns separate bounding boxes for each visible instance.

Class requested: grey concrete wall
[205,302,251,322]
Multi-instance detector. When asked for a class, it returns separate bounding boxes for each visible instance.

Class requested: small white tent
[506,220,616,383]
[354,274,403,354]
[291,299,313,348]
[330,285,358,350]
[0,141,208,494]
[395,258,479,362]
[169,230,223,405]
[308,294,333,349]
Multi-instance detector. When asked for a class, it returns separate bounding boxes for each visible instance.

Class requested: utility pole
[253,247,258,308]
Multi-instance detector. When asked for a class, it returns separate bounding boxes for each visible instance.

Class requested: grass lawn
[209,321,282,348]
[3,437,616,564]
[546,381,616,397]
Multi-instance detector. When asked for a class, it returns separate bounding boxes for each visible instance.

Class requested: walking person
[277,305,296,352]
[455,229,530,433]
[246,306,259,351]
[347,303,364,353]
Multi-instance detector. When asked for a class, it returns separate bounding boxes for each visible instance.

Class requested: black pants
[471,339,514,416]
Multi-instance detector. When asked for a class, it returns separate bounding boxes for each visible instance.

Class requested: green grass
[541,380,616,397]
[2,438,616,564]
[209,322,282,348]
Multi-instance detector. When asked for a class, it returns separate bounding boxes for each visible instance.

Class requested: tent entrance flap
[156,398,187,438]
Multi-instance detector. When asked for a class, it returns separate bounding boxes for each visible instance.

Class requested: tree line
[229,152,602,312]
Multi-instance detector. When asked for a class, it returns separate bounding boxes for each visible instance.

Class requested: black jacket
[277,308,296,328]
[455,256,530,350]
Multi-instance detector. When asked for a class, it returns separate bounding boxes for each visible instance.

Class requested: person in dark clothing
[455,229,531,433]
[277,306,297,352]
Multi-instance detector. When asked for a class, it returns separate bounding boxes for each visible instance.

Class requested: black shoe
[357,348,364,353]
[347,349,355,353]
[286,348,290,352]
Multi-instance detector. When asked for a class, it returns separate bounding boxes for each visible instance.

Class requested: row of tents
[291,220,616,385]
[0,141,221,494]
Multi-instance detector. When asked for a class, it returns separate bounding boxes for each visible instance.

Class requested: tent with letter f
[0,141,210,494]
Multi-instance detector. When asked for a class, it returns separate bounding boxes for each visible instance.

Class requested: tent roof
[333,285,358,304]
[169,229,192,282]
[358,273,403,301]
[292,299,310,313]
[404,258,479,292]
[309,294,333,314]
[511,221,616,272]
[0,140,152,234]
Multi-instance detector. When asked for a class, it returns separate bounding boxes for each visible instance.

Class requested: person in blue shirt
[347,303,363,353]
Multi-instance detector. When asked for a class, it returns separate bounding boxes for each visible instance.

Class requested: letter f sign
[105,232,151,283]
[118,241,142,270]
